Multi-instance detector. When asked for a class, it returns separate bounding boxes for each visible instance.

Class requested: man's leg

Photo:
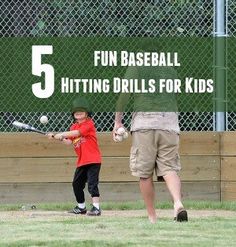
[163,171,184,217]
[130,130,157,223]
[139,176,157,223]
[157,131,187,221]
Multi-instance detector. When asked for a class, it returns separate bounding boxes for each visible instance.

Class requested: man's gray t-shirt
[131,112,180,134]
[123,65,180,133]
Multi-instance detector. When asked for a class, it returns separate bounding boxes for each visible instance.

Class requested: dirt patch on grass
[1,209,236,220]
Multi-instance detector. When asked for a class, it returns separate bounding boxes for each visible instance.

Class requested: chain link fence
[226,0,236,130]
[0,0,225,132]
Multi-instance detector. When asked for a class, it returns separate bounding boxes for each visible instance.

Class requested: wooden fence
[0,132,235,203]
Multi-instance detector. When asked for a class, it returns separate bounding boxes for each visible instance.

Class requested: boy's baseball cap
[71,97,91,113]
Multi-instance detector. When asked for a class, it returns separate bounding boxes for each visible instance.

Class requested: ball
[177,27,184,33]
[116,127,126,135]
[40,115,48,124]
[113,134,123,142]
[123,131,129,139]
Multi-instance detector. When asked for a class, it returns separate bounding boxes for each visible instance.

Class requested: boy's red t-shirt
[69,118,101,167]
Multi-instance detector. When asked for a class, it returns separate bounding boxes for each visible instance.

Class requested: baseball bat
[12,121,46,135]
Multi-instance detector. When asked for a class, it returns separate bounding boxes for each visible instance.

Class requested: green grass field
[1,200,236,212]
[0,201,236,247]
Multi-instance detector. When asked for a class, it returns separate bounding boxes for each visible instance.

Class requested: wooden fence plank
[0,181,220,204]
[180,156,220,181]
[0,156,220,183]
[221,132,236,156]
[100,132,220,156]
[179,132,220,155]
[98,132,131,156]
[0,133,73,158]
[221,157,236,181]
[0,132,220,158]
[0,133,131,158]
[221,182,236,201]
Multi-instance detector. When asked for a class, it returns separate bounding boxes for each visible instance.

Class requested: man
[113,64,188,224]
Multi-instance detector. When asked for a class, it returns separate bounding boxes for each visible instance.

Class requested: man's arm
[113,66,138,137]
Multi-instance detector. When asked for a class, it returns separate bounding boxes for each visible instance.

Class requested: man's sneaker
[174,208,188,222]
[87,205,101,216]
[68,206,87,215]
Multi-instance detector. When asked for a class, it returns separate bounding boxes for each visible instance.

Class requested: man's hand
[113,112,124,140]
[113,122,125,141]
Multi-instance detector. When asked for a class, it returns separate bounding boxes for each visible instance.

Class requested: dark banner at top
[0,37,232,112]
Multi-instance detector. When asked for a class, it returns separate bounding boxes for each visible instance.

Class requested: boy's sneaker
[87,205,101,216]
[68,206,87,215]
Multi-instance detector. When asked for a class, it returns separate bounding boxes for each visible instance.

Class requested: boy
[48,97,102,216]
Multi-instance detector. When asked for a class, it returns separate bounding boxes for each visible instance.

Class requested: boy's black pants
[72,163,101,203]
